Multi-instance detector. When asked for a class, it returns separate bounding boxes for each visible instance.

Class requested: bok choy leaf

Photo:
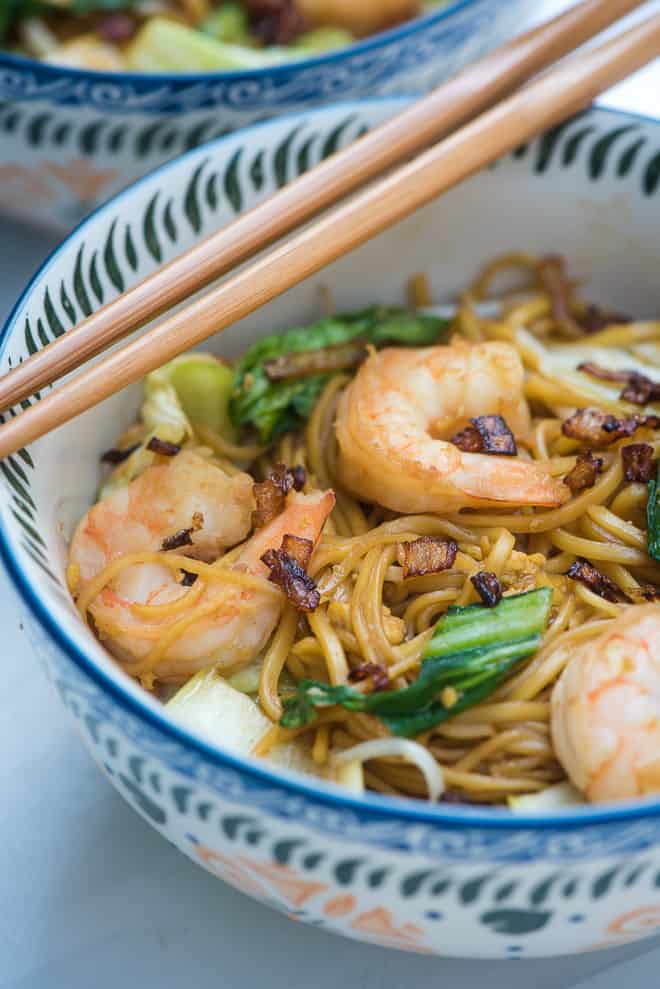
[280,589,553,737]
[230,306,449,442]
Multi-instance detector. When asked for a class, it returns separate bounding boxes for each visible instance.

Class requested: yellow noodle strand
[259,606,298,721]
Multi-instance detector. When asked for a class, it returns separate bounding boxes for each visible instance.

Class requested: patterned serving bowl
[0,0,530,231]
[2,98,660,959]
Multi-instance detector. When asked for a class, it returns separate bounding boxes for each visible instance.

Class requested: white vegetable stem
[331,738,444,801]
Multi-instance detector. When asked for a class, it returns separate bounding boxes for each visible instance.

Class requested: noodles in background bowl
[2,1,451,73]
[67,253,660,809]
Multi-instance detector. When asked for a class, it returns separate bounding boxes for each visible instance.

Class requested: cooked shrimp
[297,0,419,36]
[551,605,660,802]
[69,450,335,680]
[335,340,569,513]
[72,450,254,573]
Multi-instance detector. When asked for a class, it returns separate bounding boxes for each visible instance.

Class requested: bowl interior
[3,98,660,823]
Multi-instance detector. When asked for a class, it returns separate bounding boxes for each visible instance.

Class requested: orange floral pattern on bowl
[192,842,430,950]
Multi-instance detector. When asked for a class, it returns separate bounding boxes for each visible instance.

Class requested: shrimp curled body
[69,451,334,681]
[551,605,660,803]
[335,340,569,513]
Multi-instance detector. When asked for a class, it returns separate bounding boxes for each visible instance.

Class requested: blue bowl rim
[0,0,501,88]
[3,96,660,832]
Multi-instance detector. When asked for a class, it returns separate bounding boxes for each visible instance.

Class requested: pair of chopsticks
[0,0,658,459]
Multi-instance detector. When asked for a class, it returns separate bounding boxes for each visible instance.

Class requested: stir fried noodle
[69,253,660,805]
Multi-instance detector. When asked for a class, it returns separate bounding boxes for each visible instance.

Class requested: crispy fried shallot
[264,342,368,381]
[161,511,204,552]
[470,571,503,607]
[577,304,630,334]
[450,415,517,456]
[260,545,320,612]
[561,408,659,447]
[578,362,660,406]
[100,443,140,464]
[246,0,307,44]
[281,533,314,570]
[622,443,656,483]
[252,464,307,528]
[348,662,390,692]
[179,570,199,587]
[147,437,182,457]
[566,558,623,602]
[563,451,604,493]
[538,255,575,328]
[396,536,458,578]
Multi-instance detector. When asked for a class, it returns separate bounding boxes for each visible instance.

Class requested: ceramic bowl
[0,0,529,231]
[3,98,660,959]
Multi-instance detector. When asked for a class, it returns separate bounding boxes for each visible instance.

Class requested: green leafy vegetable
[99,369,192,499]
[99,353,237,499]
[294,27,354,53]
[165,353,236,440]
[60,0,139,10]
[127,17,295,73]
[0,0,39,39]
[167,668,333,778]
[0,0,138,40]
[201,3,252,46]
[230,306,449,442]
[280,589,553,737]
[647,463,660,561]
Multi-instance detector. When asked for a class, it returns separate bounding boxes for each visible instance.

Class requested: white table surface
[1,3,660,986]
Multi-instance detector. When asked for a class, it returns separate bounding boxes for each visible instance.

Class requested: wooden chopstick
[0,0,645,413]
[0,12,658,460]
